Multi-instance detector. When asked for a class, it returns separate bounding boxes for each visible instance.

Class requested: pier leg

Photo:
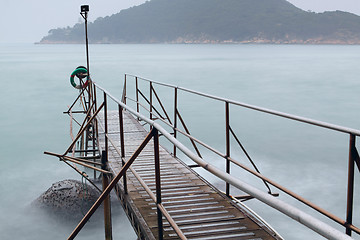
[154,129,163,240]
[102,151,113,240]
[346,135,355,236]
[225,102,230,196]
[119,105,128,194]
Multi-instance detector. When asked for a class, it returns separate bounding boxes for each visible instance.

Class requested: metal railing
[46,79,188,240]
[123,73,360,238]
[45,74,359,240]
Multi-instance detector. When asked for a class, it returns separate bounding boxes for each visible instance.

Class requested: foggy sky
[1,0,360,43]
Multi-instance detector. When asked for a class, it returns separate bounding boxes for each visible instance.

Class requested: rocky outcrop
[33,179,101,220]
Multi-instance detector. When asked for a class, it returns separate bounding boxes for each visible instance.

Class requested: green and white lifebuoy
[70,66,89,89]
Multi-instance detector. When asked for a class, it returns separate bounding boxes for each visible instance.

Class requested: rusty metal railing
[124,74,360,238]
[95,93,186,240]
[44,74,359,239]
[46,79,188,239]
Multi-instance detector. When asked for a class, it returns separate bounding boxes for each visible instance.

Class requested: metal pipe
[150,82,153,122]
[76,101,96,138]
[136,77,139,114]
[173,88,178,157]
[64,155,102,166]
[92,82,98,179]
[138,89,166,120]
[151,85,173,125]
[153,129,163,240]
[62,157,110,175]
[44,151,111,175]
[83,10,90,83]
[122,75,127,104]
[101,151,113,240]
[346,134,355,236]
[62,158,102,192]
[104,92,108,162]
[66,87,87,114]
[176,109,202,158]
[229,126,272,194]
[125,75,360,136]
[225,102,230,196]
[118,105,127,194]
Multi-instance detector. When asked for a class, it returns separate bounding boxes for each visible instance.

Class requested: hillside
[39,0,360,44]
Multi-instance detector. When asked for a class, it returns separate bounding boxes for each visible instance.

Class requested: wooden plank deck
[98,110,281,240]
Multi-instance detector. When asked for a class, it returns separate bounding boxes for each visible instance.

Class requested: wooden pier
[98,110,280,240]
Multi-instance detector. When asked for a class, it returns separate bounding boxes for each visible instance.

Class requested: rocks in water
[34,179,101,220]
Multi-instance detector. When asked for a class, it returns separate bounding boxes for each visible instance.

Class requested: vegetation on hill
[39,0,360,44]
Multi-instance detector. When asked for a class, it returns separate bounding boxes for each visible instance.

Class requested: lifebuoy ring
[70,66,89,89]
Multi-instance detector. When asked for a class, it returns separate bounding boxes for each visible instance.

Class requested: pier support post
[173,88,178,157]
[102,151,113,240]
[154,129,163,240]
[346,134,355,236]
[225,102,230,196]
[119,105,128,194]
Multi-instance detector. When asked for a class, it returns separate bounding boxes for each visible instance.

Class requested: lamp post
[80,5,90,78]
[80,5,91,111]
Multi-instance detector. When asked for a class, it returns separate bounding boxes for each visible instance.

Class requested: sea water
[1,43,360,239]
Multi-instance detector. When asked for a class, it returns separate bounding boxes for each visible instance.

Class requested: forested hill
[39,0,360,44]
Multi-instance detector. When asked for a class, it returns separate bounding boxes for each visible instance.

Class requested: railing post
[150,82,153,122]
[123,74,127,104]
[119,104,127,194]
[104,92,108,156]
[153,128,163,240]
[346,134,355,236]
[93,81,98,113]
[103,92,112,239]
[101,151,113,240]
[225,102,230,196]
[136,77,139,114]
[173,87,178,157]
[92,82,97,179]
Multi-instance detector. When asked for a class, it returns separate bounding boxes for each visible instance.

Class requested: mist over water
[1,43,360,239]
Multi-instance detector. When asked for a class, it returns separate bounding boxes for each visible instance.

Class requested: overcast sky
[1,0,360,43]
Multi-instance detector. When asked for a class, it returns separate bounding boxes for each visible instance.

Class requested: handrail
[125,74,360,237]
[93,81,354,240]
[126,74,360,136]
[124,77,360,233]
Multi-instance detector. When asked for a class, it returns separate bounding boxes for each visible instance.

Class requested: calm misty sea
[1,43,360,240]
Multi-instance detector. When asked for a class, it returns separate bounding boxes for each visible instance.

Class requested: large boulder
[34,179,101,220]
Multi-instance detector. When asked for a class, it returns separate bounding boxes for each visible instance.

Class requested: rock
[34,179,101,220]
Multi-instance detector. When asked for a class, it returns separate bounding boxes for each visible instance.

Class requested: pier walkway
[48,75,359,240]
[98,110,279,240]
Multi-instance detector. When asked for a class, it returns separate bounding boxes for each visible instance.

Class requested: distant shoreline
[34,41,360,45]
[36,39,360,45]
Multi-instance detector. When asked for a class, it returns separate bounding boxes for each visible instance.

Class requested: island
[39,0,360,44]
